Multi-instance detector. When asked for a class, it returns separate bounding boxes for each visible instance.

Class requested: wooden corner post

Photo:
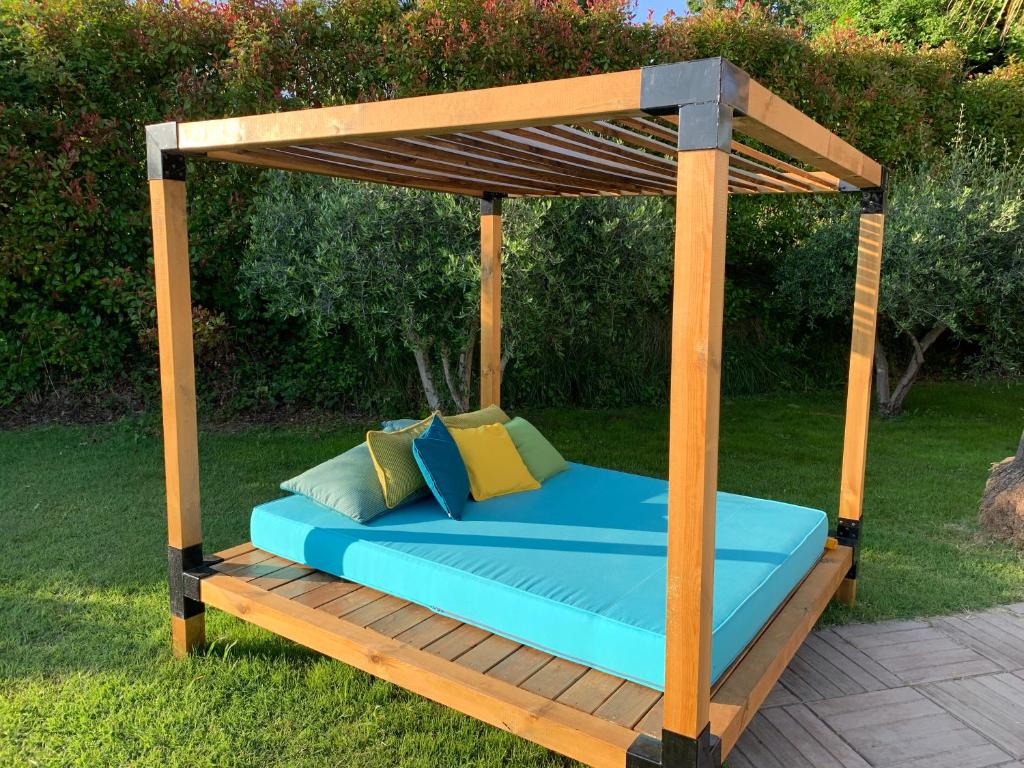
[480,193,503,409]
[836,182,887,607]
[635,58,742,768]
[147,123,205,656]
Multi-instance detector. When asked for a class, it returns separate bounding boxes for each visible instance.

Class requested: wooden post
[836,193,886,607]
[480,195,502,409]
[149,160,204,655]
[663,148,730,743]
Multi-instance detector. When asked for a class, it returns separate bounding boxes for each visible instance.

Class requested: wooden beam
[480,199,502,408]
[736,80,883,189]
[730,141,838,191]
[710,546,853,756]
[149,178,203,656]
[177,69,643,152]
[206,149,492,197]
[199,572,640,768]
[837,211,885,606]
[663,148,730,740]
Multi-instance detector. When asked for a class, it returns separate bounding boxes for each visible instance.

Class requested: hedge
[1,0,1020,413]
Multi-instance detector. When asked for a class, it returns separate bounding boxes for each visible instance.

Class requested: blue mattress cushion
[251,463,827,690]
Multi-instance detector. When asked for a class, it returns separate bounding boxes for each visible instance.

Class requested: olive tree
[241,172,675,411]
[779,129,1024,416]
[241,173,542,411]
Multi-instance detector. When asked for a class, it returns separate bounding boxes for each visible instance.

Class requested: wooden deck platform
[731,604,1024,768]
[197,542,852,767]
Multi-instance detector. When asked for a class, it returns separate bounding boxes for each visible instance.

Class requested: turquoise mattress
[251,463,827,690]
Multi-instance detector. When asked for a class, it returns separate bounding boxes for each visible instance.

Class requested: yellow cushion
[450,423,540,501]
[366,413,436,508]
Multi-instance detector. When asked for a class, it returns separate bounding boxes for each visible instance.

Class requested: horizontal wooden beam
[201,571,640,768]
[736,80,883,189]
[206,149,493,197]
[178,70,644,153]
[710,545,852,757]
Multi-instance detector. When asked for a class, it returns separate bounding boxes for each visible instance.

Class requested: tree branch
[404,321,441,411]
[874,339,891,411]
[887,321,948,415]
[440,345,468,412]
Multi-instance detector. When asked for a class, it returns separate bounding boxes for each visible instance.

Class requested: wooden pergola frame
[148,58,885,768]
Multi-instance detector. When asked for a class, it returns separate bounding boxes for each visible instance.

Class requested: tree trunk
[404,322,441,411]
[874,339,891,408]
[875,322,947,417]
[440,350,469,413]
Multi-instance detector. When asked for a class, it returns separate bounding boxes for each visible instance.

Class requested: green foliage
[1,0,1022,414]
[780,128,1024,413]
[796,0,1023,65]
[242,174,676,408]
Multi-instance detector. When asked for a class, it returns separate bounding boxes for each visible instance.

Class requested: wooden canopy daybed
[147,58,885,768]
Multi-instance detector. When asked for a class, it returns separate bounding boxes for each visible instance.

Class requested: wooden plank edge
[178,70,644,152]
[709,545,852,757]
[199,573,638,768]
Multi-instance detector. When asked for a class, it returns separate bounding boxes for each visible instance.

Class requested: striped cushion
[366,413,436,508]
[280,442,389,524]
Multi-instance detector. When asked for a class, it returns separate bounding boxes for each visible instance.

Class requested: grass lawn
[2,381,1022,767]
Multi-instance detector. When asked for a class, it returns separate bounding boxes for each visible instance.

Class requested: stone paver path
[731,603,1024,768]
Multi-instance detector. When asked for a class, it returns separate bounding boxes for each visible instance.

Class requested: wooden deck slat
[292,579,361,609]
[394,613,462,649]
[557,668,625,714]
[593,682,663,729]
[320,586,387,618]
[424,623,491,661]
[634,698,664,737]
[521,656,590,700]
[342,594,409,629]
[212,548,276,575]
[487,645,554,686]
[249,562,313,591]
[368,603,434,639]
[270,570,338,599]
[228,555,293,582]
[454,634,521,673]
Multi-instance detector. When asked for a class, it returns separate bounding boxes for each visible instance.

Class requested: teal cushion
[252,463,829,689]
[281,443,388,524]
[412,416,469,520]
[504,417,569,482]
[382,418,419,433]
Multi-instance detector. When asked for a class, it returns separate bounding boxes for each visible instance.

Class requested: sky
[635,0,689,24]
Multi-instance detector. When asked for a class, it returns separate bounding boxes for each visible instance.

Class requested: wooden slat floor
[205,545,1024,768]
[207,544,666,735]
[731,603,1024,768]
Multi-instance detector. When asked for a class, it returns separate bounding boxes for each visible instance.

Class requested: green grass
[2,381,1022,767]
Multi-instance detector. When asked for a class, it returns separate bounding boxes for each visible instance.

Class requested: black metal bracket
[480,192,505,216]
[168,544,222,619]
[835,517,861,580]
[860,167,888,214]
[640,58,749,152]
[146,121,186,181]
[626,726,722,768]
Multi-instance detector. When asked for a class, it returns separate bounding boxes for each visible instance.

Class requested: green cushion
[504,417,569,483]
[280,443,389,524]
[366,414,435,508]
[441,404,510,430]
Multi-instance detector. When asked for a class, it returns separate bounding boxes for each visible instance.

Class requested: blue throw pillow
[412,415,470,520]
